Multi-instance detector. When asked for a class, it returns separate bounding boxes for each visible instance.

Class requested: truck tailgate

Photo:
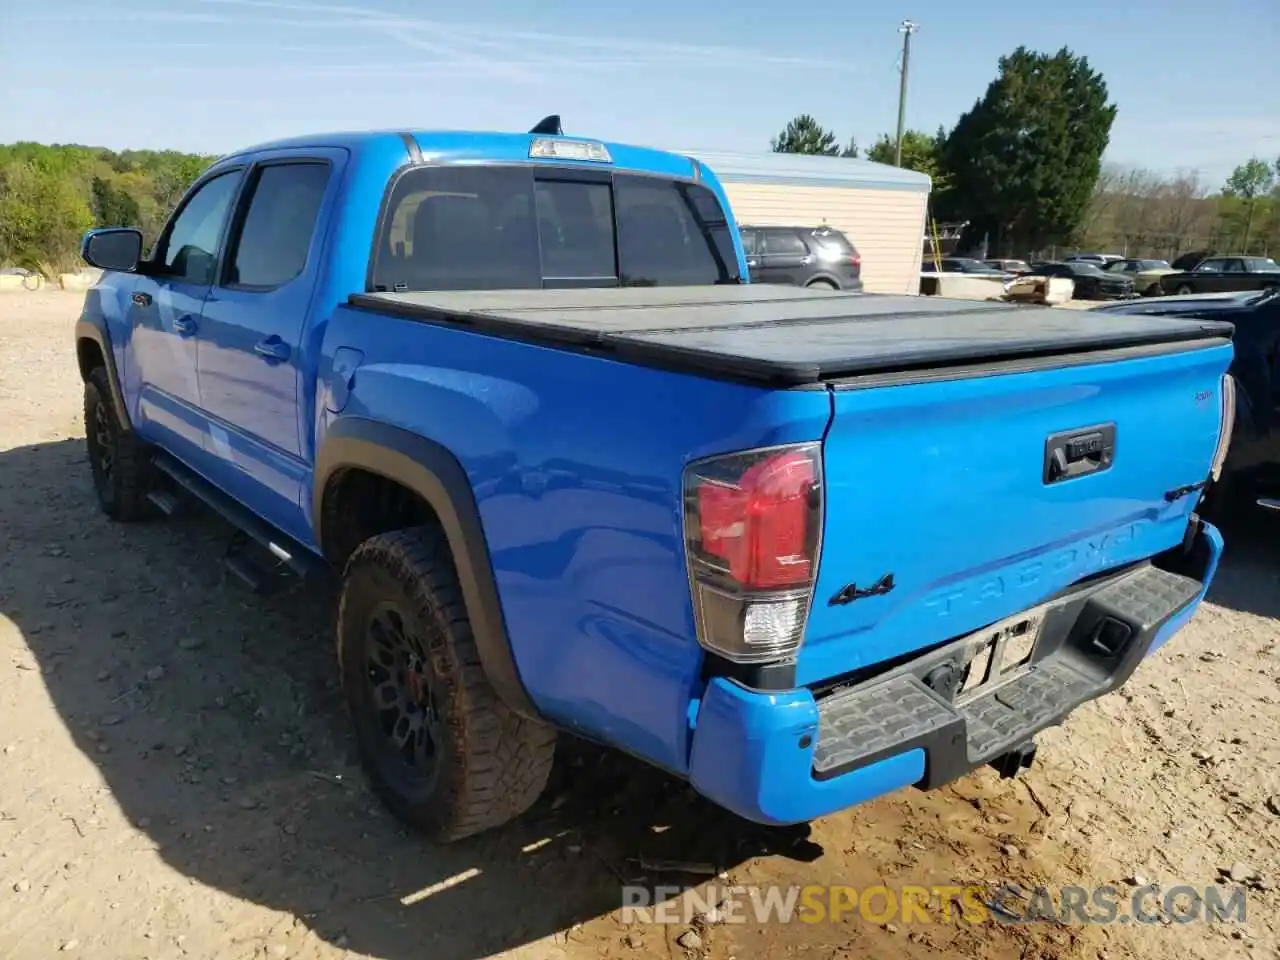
[799,339,1233,686]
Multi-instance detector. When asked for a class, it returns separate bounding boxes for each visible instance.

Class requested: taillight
[1209,373,1237,481]
[848,254,861,267]
[683,443,822,663]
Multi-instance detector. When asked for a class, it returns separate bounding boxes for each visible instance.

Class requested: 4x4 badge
[829,573,896,606]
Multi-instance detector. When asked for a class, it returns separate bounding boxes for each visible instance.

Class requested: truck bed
[348,286,1235,386]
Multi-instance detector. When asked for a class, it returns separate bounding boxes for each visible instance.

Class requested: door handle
[131,292,152,307]
[746,259,758,268]
[253,337,290,363]
[172,314,198,336]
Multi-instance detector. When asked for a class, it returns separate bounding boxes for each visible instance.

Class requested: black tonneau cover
[347,286,1234,387]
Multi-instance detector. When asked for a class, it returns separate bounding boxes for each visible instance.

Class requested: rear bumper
[687,520,1222,826]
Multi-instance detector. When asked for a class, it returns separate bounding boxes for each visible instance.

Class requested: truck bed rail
[348,286,1234,387]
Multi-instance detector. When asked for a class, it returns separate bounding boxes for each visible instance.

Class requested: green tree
[839,137,859,159]
[865,129,948,187]
[942,46,1116,254]
[771,115,841,156]
[91,175,142,229]
[0,142,214,273]
[0,160,95,271]
[1223,158,1275,251]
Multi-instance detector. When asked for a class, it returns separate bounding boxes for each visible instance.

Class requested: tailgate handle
[1044,424,1115,484]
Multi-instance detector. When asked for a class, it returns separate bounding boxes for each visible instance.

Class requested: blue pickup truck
[75,122,1235,843]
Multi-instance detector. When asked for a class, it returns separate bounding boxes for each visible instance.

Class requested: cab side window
[156,171,242,285]
[225,162,331,288]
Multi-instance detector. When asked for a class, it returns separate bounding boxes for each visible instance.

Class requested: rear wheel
[806,278,838,290]
[1175,284,1194,295]
[337,526,556,842]
[83,367,154,521]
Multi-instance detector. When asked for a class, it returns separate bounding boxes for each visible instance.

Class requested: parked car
[1158,255,1280,296]
[984,258,1032,275]
[1104,258,1176,297]
[1064,253,1124,266]
[1029,261,1136,300]
[922,257,1008,276]
[74,123,1231,844]
[1092,287,1280,516]
[1171,250,1213,271]
[740,224,862,290]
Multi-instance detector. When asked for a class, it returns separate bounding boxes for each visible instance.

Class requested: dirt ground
[1,290,1278,960]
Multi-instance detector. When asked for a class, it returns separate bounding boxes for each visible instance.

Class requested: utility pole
[895,19,918,168]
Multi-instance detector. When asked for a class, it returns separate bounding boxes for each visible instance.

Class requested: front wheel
[1175,284,1194,295]
[83,367,154,521]
[337,527,556,842]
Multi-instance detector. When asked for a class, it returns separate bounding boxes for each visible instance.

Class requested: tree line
[0,143,216,274]
[3,48,1277,275]
[771,45,1280,260]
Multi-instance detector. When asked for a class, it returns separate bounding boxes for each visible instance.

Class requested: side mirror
[81,228,143,273]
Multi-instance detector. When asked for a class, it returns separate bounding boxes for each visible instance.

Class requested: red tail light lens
[696,450,816,589]
[683,443,823,664]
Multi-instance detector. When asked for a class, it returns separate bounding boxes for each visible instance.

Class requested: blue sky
[1,0,1276,187]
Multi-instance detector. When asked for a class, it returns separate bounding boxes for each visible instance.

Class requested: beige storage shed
[685,150,931,295]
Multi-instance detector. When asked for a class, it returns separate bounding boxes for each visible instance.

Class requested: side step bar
[151,453,324,581]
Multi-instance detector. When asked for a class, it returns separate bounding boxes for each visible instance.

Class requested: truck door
[128,168,243,461]
[194,152,338,543]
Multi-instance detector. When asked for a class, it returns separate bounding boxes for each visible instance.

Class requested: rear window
[370,165,739,292]
[810,228,854,254]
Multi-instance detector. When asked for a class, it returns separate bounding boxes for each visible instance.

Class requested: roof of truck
[217,129,706,180]
[348,286,1234,387]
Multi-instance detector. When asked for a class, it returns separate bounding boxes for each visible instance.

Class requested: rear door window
[371,165,739,292]
[764,231,808,256]
[225,162,330,288]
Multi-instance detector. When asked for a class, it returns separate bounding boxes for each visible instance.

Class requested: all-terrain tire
[83,366,154,521]
[337,526,556,842]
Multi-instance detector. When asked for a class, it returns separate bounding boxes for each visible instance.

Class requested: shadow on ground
[1205,507,1280,619]
[0,439,820,960]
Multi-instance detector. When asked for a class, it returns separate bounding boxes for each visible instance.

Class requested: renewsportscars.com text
[621,882,1249,926]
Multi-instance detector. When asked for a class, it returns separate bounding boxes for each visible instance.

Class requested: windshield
[370,164,740,292]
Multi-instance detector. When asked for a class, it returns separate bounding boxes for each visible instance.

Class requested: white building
[686,149,932,295]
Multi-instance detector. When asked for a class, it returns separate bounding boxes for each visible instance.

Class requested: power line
[895,19,919,168]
